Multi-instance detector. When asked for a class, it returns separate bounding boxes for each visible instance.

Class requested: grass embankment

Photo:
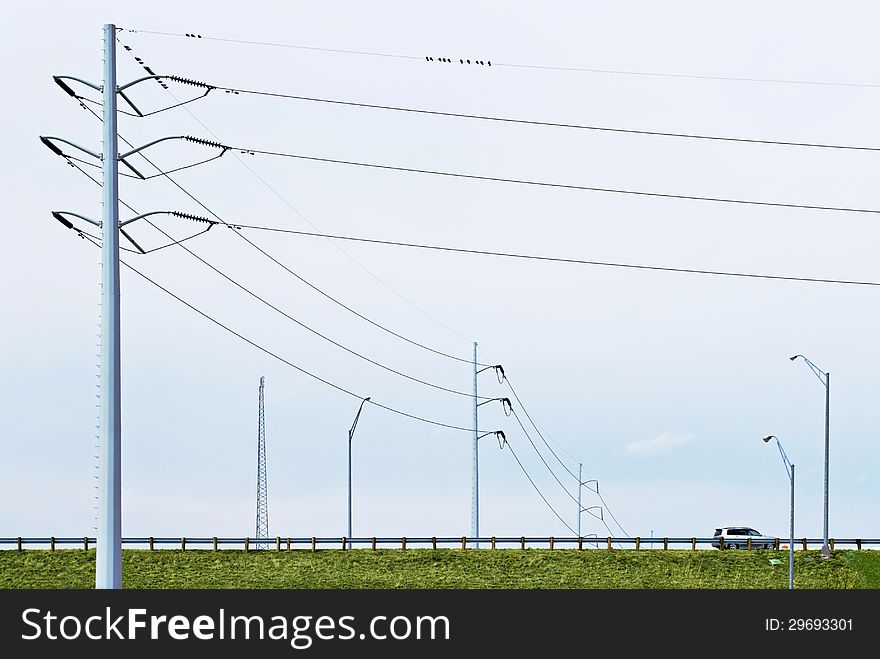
[1,549,878,589]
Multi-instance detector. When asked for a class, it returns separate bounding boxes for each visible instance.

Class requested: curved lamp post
[763,435,795,590]
[348,397,370,549]
[790,354,830,558]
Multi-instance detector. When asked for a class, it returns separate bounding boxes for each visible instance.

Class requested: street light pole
[348,397,370,550]
[763,435,795,590]
[790,354,830,558]
[789,464,795,590]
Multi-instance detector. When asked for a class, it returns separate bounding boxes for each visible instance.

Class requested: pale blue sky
[2,1,879,543]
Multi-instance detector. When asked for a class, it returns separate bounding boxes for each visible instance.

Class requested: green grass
[1,549,878,589]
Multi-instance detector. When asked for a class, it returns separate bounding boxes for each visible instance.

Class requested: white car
[712,527,776,550]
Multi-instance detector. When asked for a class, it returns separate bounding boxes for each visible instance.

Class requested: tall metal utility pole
[472,341,479,547]
[823,373,830,558]
[43,25,217,589]
[255,376,269,548]
[96,23,122,590]
[577,463,583,538]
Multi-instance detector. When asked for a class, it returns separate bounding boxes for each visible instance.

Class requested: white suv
[712,527,776,550]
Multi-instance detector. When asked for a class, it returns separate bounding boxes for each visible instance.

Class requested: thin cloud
[624,432,696,458]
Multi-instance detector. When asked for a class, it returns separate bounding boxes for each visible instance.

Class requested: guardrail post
[719,537,725,550]
[342,537,347,550]
[461,536,467,551]
[774,538,779,550]
[213,537,218,551]
[521,536,526,550]
[829,538,835,552]
[181,537,186,551]
[607,537,612,551]
[311,537,316,552]
[747,537,752,551]
[276,537,281,552]
[578,537,583,551]
[84,536,89,550]
[635,537,640,551]
[663,537,669,550]
[17,537,22,551]
[432,536,437,550]
[491,536,496,550]
[856,539,862,550]
[148,536,154,551]
[549,537,555,551]
[244,537,250,552]
[286,538,291,552]
[371,537,377,551]
[402,537,407,550]
[50,537,55,552]
[690,537,696,551]
[802,538,808,551]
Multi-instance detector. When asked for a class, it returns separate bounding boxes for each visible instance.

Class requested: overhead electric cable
[57,112,485,399]
[506,383,580,481]
[226,143,880,216]
[228,223,880,288]
[72,93,490,367]
[510,409,581,508]
[77,232,475,433]
[216,84,880,153]
[477,346,635,537]
[125,27,880,89]
[126,28,422,61]
[501,440,578,535]
[117,35,477,350]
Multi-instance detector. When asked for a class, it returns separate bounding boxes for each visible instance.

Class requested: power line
[114,38,486,364]
[492,62,880,90]
[57,117,485,400]
[501,440,577,535]
[505,374,630,537]
[479,342,638,537]
[510,409,581,508]
[228,223,880,288]
[506,382,579,482]
[160,78,477,348]
[506,379,630,537]
[72,93,489,367]
[125,27,880,89]
[67,138,582,536]
[227,142,880,216]
[217,84,880,153]
[166,230,490,399]
[66,151,608,538]
[75,235,475,433]
[125,28,422,61]
[596,491,630,538]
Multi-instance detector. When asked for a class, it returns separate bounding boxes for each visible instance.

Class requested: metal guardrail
[1,536,879,551]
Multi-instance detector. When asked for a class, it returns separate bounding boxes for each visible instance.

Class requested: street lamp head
[789,355,800,361]
[762,435,774,443]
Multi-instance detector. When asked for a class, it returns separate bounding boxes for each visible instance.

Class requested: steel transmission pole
[823,373,830,558]
[96,23,122,590]
[472,341,479,547]
[577,463,583,539]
